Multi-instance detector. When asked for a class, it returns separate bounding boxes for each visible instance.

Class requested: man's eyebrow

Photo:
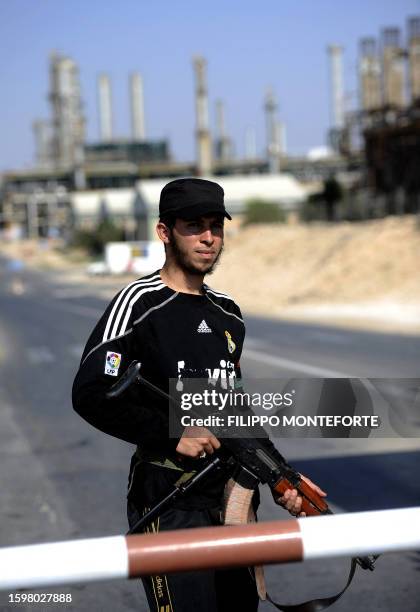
[186,216,224,223]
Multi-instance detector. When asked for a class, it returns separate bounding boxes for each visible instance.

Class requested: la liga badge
[105,351,121,376]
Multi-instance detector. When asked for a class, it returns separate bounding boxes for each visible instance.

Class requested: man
[72,178,325,611]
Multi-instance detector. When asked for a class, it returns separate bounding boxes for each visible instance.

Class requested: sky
[1,0,418,171]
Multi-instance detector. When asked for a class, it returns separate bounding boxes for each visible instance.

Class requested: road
[0,261,419,611]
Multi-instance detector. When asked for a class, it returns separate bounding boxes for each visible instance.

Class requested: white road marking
[39,500,58,525]
[306,331,350,345]
[273,437,420,461]
[52,288,99,299]
[8,280,26,296]
[242,347,350,377]
[26,347,55,364]
[243,336,270,349]
[51,302,103,319]
[68,344,84,360]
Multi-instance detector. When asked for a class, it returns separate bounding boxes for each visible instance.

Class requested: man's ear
[156,221,171,244]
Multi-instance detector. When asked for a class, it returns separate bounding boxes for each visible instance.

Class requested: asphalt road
[0,261,419,612]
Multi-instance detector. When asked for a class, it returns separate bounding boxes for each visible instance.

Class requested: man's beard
[169,232,224,276]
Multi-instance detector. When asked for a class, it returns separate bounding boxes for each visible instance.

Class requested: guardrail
[1,507,419,590]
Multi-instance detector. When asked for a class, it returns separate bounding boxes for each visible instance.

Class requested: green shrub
[72,219,125,256]
[242,199,285,225]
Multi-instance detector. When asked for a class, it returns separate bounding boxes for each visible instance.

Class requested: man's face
[167,214,224,276]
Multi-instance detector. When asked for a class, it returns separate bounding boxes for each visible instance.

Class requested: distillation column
[49,51,85,168]
[382,28,405,108]
[359,38,382,111]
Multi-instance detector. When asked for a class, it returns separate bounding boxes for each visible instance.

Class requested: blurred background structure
[0,10,419,240]
[49,52,86,172]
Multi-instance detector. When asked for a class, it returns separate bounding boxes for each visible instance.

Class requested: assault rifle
[107,360,377,573]
[107,361,379,611]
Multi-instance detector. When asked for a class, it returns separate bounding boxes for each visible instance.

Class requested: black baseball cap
[159,178,232,220]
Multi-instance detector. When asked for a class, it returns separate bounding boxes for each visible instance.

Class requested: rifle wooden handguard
[273,476,330,516]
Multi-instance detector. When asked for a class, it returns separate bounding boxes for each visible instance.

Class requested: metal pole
[0,507,419,590]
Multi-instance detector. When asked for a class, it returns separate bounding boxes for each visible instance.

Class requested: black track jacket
[72,270,286,465]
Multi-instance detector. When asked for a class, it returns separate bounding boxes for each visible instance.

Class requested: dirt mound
[210,216,420,332]
[1,217,419,333]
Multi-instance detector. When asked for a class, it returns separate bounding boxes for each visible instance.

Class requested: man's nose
[200,229,214,243]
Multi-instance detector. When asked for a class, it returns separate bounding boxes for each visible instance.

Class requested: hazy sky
[1,1,418,170]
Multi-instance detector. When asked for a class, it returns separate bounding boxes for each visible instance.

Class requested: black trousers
[127,500,259,612]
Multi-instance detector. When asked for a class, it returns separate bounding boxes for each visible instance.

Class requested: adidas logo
[197,319,212,333]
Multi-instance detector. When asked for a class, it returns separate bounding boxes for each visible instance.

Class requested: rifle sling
[265,558,357,612]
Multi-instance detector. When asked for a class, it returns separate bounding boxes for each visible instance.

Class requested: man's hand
[176,426,221,459]
[273,474,327,517]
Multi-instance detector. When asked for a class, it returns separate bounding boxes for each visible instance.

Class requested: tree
[242,199,285,225]
[72,219,125,256]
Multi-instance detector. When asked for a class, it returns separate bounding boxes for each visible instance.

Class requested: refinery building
[1,15,419,238]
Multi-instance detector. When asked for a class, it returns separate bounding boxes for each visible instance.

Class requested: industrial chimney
[192,56,212,175]
[275,121,287,156]
[98,74,113,141]
[130,73,146,140]
[215,99,231,161]
[245,126,257,160]
[264,88,280,173]
[327,45,345,129]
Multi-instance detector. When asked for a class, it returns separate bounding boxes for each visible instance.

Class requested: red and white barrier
[0,507,419,590]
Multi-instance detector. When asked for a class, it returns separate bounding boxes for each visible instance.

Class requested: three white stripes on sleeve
[102,274,164,342]
[101,275,238,343]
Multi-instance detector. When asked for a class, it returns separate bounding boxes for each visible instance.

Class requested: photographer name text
[181,414,380,428]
